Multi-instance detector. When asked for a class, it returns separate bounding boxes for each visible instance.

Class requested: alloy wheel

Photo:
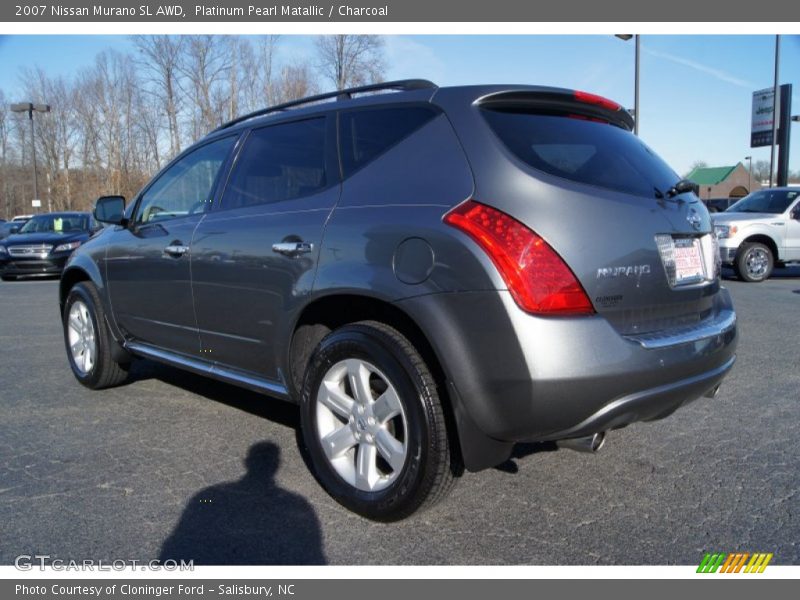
[315,358,408,492]
[67,300,96,375]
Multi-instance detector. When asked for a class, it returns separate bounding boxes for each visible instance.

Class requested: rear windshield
[482,109,680,198]
[726,189,799,214]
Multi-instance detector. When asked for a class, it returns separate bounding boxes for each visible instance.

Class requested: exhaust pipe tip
[556,432,606,453]
[704,384,721,399]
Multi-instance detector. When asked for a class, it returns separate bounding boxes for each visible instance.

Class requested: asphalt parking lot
[1,269,799,566]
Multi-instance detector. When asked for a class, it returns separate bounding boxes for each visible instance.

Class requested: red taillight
[573,90,622,112]
[444,200,594,315]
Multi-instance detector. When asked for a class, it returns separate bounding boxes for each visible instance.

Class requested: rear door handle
[164,244,189,257]
[272,241,313,256]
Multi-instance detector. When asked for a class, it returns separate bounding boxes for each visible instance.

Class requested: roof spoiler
[476,89,635,131]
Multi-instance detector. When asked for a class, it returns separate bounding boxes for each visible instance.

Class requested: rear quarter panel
[314,112,498,299]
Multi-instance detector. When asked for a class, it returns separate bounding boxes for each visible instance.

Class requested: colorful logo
[697,552,773,573]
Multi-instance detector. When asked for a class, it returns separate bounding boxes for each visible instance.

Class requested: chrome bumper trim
[624,308,736,349]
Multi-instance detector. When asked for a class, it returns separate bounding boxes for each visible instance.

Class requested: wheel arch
[60,266,96,312]
[740,234,780,261]
[60,261,130,364]
[288,292,443,398]
[288,292,475,470]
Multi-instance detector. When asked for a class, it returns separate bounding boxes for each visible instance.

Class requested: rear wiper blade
[665,179,699,198]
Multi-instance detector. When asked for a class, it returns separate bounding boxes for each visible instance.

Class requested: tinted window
[136,136,235,224]
[221,118,327,210]
[340,106,438,177]
[727,189,799,214]
[482,109,680,198]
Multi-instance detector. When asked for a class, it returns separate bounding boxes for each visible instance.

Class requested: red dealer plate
[673,237,705,284]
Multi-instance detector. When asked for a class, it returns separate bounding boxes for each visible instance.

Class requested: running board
[125,342,291,400]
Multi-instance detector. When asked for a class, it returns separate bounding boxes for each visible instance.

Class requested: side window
[135,136,235,224]
[220,118,327,210]
[339,106,438,178]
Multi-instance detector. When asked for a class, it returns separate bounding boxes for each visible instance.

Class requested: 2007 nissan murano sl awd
[60,80,737,520]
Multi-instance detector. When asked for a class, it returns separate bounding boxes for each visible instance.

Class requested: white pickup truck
[711,187,800,282]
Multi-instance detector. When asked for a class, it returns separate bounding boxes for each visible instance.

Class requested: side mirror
[94,195,127,225]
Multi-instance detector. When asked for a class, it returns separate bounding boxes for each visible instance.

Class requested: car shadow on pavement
[722,266,800,281]
[159,440,327,565]
[494,442,558,473]
[127,359,300,428]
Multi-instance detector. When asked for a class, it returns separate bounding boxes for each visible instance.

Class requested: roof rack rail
[212,79,438,133]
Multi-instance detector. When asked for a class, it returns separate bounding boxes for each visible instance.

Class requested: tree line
[0,35,385,219]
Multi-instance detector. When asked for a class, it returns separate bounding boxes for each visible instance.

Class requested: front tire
[300,321,456,521]
[63,282,129,389]
[735,242,773,282]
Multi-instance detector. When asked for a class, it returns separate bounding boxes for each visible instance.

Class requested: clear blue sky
[0,34,798,176]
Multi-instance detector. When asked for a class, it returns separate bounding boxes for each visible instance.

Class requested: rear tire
[735,242,773,282]
[300,321,456,521]
[63,281,129,389]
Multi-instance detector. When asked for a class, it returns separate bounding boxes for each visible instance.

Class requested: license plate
[673,237,705,284]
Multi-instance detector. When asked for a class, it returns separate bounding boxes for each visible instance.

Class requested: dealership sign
[751,87,779,147]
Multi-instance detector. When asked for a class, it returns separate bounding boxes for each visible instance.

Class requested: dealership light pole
[744,155,753,192]
[768,35,780,188]
[10,101,50,211]
[615,34,640,136]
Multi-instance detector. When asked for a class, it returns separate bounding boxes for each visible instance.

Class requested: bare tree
[275,63,319,104]
[132,35,184,159]
[0,34,393,213]
[237,35,282,113]
[0,88,13,218]
[179,35,232,137]
[684,160,708,177]
[315,35,385,90]
[257,35,280,107]
[752,159,772,183]
[19,68,81,211]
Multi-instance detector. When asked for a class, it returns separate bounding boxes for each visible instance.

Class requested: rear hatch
[437,86,721,335]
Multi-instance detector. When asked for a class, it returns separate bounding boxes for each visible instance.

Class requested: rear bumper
[398,287,737,469]
[0,255,69,277]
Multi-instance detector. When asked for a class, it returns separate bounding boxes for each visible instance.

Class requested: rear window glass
[340,106,438,177]
[482,109,680,198]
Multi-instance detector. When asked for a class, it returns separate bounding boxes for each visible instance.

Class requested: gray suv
[60,80,737,520]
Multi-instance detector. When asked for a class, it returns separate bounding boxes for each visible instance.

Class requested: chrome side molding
[126,342,290,399]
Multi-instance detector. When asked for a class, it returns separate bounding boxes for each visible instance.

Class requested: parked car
[0,216,31,239]
[0,212,98,280]
[12,214,34,221]
[59,80,737,520]
[704,197,738,213]
[711,188,800,282]
[0,221,20,240]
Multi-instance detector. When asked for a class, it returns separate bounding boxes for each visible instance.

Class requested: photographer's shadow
[159,441,326,565]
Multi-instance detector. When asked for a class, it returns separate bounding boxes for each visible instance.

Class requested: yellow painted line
[758,553,773,573]
[744,553,761,573]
